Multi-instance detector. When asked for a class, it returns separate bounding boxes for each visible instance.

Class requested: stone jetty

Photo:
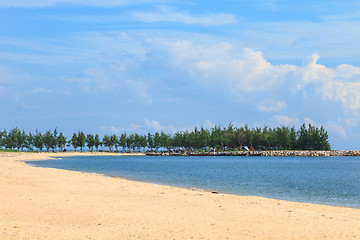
[147,150,360,157]
[259,150,360,157]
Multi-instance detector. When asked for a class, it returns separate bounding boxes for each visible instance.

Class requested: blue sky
[1,0,360,149]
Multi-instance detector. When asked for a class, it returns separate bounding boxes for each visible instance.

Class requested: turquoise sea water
[27,155,360,208]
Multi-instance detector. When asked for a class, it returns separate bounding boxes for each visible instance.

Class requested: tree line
[0,123,330,152]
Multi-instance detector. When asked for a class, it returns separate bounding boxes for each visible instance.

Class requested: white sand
[1,152,359,239]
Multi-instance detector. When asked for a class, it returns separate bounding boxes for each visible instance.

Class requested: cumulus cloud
[100,124,144,135]
[304,118,316,126]
[203,119,216,129]
[144,119,178,133]
[143,119,232,134]
[257,101,287,113]
[325,122,347,138]
[84,34,360,115]
[144,119,162,132]
[153,38,360,114]
[155,39,297,92]
[294,53,360,114]
[131,6,237,26]
[9,28,360,117]
[273,115,300,126]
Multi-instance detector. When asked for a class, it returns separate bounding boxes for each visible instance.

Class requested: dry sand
[1,152,359,240]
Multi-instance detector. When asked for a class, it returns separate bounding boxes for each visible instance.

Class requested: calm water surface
[27,155,360,208]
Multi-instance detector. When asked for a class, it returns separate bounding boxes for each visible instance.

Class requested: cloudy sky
[1,0,360,149]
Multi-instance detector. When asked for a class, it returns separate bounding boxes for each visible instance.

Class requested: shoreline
[3,149,360,157]
[1,152,360,239]
[25,153,360,210]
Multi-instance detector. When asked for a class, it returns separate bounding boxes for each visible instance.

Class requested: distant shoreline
[3,149,359,157]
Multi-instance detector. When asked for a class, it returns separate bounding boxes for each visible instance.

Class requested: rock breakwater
[147,150,360,157]
[259,150,360,157]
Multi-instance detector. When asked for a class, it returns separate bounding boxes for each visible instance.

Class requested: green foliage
[0,148,19,152]
[71,133,79,151]
[94,134,101,152]
[86,134,95,152]
[147,133,154,150]
[0,123,331,152]
[0,129,7,148]
[119,133,127,151]
[126,134,135,151]
[110,134,118,151]
[77,131,86,152]
[33,129,44,151]
[102,134,117,152]
[5,127,28,151]
[57,132,67,151]
[43,129,57,152]
[153,132,160,152]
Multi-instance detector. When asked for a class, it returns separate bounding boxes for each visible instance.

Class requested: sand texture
[1,152,359,240]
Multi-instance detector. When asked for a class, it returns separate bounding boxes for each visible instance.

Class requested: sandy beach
[1,152,359,240]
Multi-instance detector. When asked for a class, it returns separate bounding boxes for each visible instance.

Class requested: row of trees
[0,123,330,152]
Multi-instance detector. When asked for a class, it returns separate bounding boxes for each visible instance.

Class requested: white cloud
[294,54,360,114]
[144,119,230,134]
[144,119,162,132]
[203,119,216,129]
[5,27,360,116]
[0,65,32,83]
[100,124,145,135]
[325,122,347,138]
[63,72,153,103]
[131,6,237,26]
[45,14,130,23]
[237,14,360,63]
[63,68,117,94]
[257,101,287,113]
[338,117,359,127]
[144,118,178,133]
[31,88,54,94]
[102,119,245,136]
[125,80,153,104]
[42,6,236,27]
[156,38,360,114]
[0,0,163,7]
[273,115,300,126]
[100,126,124,135]
[304,118,315,126]
[156,39,297,92]
[11,92,33,110]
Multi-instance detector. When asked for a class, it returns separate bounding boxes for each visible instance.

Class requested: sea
[27,155,360,208]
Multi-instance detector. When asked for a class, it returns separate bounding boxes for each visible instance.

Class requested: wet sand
[1,152,359,239]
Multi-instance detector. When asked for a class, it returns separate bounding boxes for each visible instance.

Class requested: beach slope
[1,152,359,240]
